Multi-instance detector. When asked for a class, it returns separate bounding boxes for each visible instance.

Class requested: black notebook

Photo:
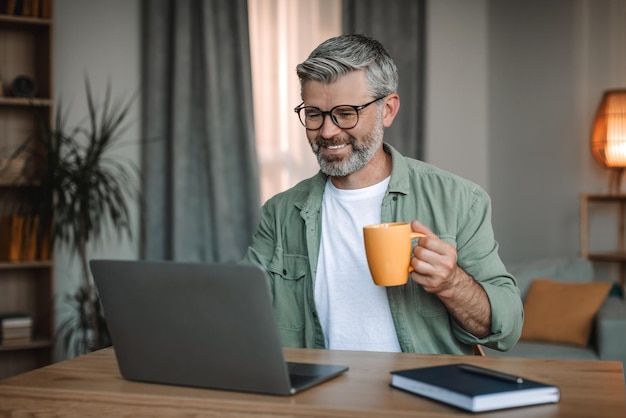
[390,363,560,412]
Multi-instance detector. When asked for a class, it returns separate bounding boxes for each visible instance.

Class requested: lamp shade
[591,89,626,168]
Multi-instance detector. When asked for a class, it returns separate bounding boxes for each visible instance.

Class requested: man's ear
[382,93,400,128]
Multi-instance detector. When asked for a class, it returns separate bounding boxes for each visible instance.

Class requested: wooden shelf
[0,1,54,380]
[582,194,626,202]
[580,194,626,287]
[0,14,52,28]
[0,97,52,107]
[587,252,626,262]
[0,260,53,270]
[0,179,40,188]
[0,339,52,352]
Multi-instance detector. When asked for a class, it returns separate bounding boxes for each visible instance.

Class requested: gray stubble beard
[313,114,384,177]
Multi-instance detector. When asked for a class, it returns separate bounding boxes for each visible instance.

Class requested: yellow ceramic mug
[363,222,425,286]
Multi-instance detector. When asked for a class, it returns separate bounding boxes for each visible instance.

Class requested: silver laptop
[90,260,348,396]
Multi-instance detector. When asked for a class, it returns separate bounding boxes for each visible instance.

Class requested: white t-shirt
[314,176,401,352]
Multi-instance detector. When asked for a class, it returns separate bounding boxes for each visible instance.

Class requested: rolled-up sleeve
[453,187,524,350]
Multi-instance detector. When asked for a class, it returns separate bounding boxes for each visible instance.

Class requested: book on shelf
[1,0,44,17]
[1,336,32,346]
[390,363,560,413]
[39,0,49,18]
[0,216,34,261]
[4,0,17,14]
[0,215,50,261]
[0,313,33,328]
[20,0,32,16]
[0,313,33,345]
[2,325,32,339]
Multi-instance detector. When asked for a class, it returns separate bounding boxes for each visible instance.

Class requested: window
[248,0,341,204]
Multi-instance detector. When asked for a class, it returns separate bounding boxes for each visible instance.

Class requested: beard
[311,114,384,177]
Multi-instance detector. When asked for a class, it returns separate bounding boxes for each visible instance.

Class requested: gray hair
[296,34,398,99]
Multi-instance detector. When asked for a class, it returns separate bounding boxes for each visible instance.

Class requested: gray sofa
[483,257,626,374]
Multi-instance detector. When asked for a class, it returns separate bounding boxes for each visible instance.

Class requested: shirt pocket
[267,252,309,338]
[408,280,448,317]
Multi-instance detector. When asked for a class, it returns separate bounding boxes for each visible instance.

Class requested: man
[242,34,523,355]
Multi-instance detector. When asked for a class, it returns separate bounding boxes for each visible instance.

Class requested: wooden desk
[0,347,624,417]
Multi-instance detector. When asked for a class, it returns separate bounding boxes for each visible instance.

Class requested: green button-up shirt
[242,144,523,354]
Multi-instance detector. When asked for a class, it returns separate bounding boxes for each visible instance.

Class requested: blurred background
[50,0,625,358]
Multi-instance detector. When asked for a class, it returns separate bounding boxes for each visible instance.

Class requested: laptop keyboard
[287,362,323,388]
[288,372,320,388]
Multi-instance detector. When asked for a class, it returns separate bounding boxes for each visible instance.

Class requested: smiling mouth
[315,135,355,154]
[325,144,348,150]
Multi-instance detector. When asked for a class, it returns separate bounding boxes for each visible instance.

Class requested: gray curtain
[140,0,260,263]
[343,0,426,159]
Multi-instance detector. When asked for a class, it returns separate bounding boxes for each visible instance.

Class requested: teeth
[327,144,345,150]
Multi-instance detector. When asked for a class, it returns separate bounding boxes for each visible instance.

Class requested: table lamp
[591,89,626,194]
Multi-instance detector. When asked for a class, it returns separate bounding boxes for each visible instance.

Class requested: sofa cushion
[596,296,626,361]
[521,279,613,346]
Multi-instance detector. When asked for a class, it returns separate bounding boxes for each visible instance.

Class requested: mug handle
[407,232,426,273]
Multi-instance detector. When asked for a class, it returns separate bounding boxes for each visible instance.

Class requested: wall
[486,0,626,266]
[426,0,489,190]
[53,0,141,359]
[487,0,583,263]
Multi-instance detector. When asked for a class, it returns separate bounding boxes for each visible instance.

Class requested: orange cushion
[520,279,613,347]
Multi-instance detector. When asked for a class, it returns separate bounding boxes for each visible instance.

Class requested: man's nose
[319,114,342,138]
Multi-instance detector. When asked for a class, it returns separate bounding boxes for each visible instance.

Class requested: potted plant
[10,78,139,357]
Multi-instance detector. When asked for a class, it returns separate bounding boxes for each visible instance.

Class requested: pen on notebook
[459,364,524,384]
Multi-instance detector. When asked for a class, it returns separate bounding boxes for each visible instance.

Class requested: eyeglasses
[294,96,386,130]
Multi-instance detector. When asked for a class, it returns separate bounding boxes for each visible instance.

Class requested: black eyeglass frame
[293,96,386,130]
